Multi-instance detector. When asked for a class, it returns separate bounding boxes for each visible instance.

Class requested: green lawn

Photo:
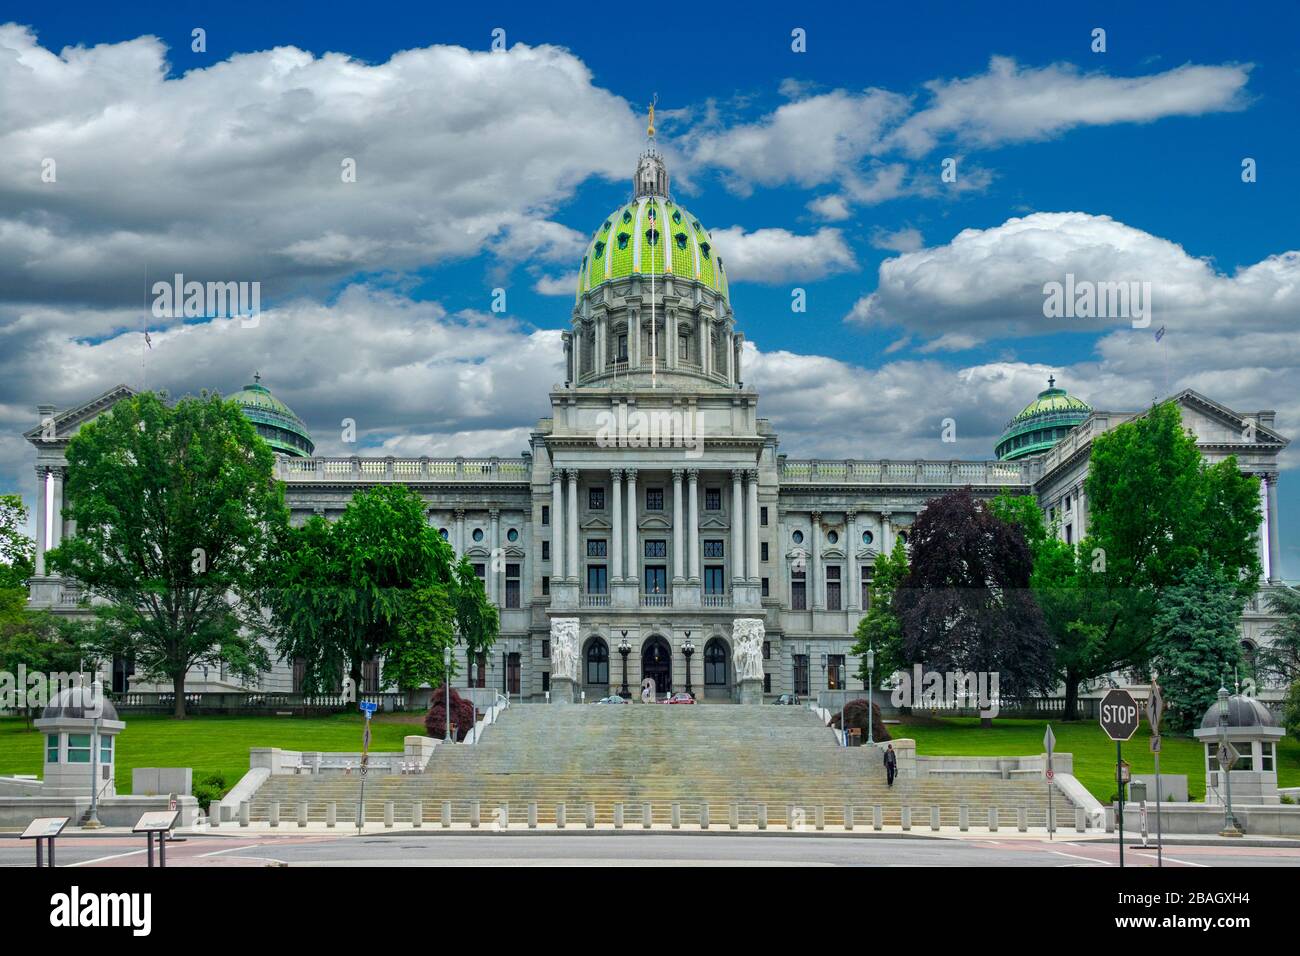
[889,716,1300,803]
[0,713,423,793]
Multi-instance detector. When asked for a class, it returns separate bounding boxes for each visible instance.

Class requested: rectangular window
[791,577,807,611]
[703,539,724,558]
[762,641,771,661]
[793,655,810,696]
[1262,743,1276,772]
[704,566,726,595]
[861,567,872,610]
[541,505,550,526]
[589,488,605,510]
[100,736,112,765]
[644,539,667,558]
[761,577,770,597]
[46,734,59,762]
[764,673,772,693]
[678,334,689,362]
[645,488,664,511]
[826,566,842,611]
[587,565,608,594]
[1065,495,1072,511]
[760,542,769,562]
[473,563,486,584]
[760,506,769,526]
[616,334,628,362]
[541,576,550,596]
[67,733,91,764]
[542,540,550,560]
[587,539,607,558]
[542,639,550,659]
[505,578,520,609]
[705,488,721,510]
[644,566,667,594]
[828,654,845,690]
[541,671,551,693]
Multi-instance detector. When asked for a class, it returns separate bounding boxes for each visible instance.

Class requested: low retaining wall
[0,794,199,829]
[1105,801,1300,837]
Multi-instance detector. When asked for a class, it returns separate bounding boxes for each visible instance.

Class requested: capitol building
[23,138,1291,705]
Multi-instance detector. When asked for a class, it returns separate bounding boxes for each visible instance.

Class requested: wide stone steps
[242,704,1065,826]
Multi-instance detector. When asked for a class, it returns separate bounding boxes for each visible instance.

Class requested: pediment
[24,384,137,443]
[698,515,730,530]
[580,515,611,532]
[638,514,672,531]
[1175,390,1289,449]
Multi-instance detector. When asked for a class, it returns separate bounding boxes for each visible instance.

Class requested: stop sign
[1099,689,1140,741]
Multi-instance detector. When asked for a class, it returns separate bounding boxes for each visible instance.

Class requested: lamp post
[618,632,631,699]
[86,679,102,829]
[1217,685,1241,835]
[443,646,451,742]
[682,634,695,698]
[866,647,876,745]
[820,653,827,711]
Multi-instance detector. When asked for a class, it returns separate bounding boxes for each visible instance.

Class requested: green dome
[576,146,729,304]
[230,374,315,458]
[995,377,1092,461]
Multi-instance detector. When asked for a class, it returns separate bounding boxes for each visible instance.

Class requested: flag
[1154,325,1165,342]
[144,330,153,349]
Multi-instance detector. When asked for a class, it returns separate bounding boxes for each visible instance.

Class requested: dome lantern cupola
[995,376,1092,460]
[230,373,315,458]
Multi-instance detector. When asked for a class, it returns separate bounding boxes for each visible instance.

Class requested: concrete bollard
[614,803,624,829]
[384,801,394,828]
[1106,803,1116,833]
[326,802,336,828]
[1076,807,1087,833]
[586,803,595,829]
[209,804,220,828]
[298,802,308,828]
[269,801,280,827]
[529,802,538,829]
[642,803,652,829]
[815,805,825,831]
[844,806,854,831]
[873,805,883,831]
[671,803,681,829]
[239,801,250,827]
[441,800,451,828]
[901,806,911,831]
[412,801,422,828]
[1018,806,1028,832]
[959,805,969,832]
[556,802,566,829]
[700,804,709,830]
[989,807,999,832]
[729,804,739,830]
[757,804,767,830]
[470,800,480,829]
[930,806,941,831]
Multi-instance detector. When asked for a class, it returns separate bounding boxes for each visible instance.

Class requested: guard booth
[1192,693,1286,805]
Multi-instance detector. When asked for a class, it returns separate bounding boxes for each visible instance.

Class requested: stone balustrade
[778,458,1035,487]
[275,456,530,482]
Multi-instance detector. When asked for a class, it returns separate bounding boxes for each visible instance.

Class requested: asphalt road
[2,833,1297,867]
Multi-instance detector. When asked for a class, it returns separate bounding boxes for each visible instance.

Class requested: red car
[666,693,695,704]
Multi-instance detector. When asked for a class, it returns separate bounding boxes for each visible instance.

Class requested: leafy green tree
[850,538,909,683]
[267,485,494,696]
[0,598,89,727]
[47,392,284,717]
[1149,562,1245,732]
[1260,586,1300,685]
[1283,680,1300,744]
[0,493,34,589]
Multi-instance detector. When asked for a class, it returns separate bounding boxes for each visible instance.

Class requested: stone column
[596,315,606,374]
[846,511,859,610]
[700,315,710,377]
[49,467,64,554]
[630,310,641,368]
[489,508,500,605]
[731,469,746,584]
[550,476,564,581]
[687,469,700,582]
[745,469,759,584]
[566,470,579,583]
[810,511,823,609]
[1265,473,1281,583]
[611,469,624,582]
[34,466,48,576]
[879,510,892,556]
[625,468,639,587]
[725,331,735,384]
[672,469,685,583]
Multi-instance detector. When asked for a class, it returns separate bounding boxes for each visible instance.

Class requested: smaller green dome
[995,377,1092,461]
[230,374,315,458]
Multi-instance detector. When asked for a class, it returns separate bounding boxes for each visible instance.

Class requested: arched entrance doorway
[583,636,609,697]
[641,636,672,698]
[703,637,729,700]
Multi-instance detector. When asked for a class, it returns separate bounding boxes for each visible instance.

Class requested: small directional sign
[1146,678,1164,734]
[1217,741,1241,771]
[1043,725,1056,753]
[1100,689,1140,741]
[1150,735,1162,753]
[359,701,378,717]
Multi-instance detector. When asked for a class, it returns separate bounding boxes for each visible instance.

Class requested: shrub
[424,685,476,742]
[192,772,228,812]
[827,699,890,742]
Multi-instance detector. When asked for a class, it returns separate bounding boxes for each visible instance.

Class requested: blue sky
[2,0,1298,576]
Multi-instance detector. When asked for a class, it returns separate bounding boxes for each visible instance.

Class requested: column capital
[745,468,759,482]
[845,509,857,522]
[454,507,466,519]
[489,508,500,519]
[672,467,684,480]
[1262,471,1280,484]
[610,468,624,481]
[731,468,746,481]
[625,467,638,481]
[565,468,579,482]
[810,510,822,522]
[550,470,563,485]
[686,468,700,481]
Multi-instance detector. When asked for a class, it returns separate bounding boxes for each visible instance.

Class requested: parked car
[595,695,628,704]
[666,692,695,704]
[773,694,801,705]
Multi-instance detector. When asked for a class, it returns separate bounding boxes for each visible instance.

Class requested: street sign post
[357,702,376,832]
[1043,725,1056,839]
[1099,688,1139,868]
[1146,676,1165,866]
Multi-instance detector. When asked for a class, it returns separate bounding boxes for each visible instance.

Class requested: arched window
[586,638,609,685]
[704,638,728,686]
